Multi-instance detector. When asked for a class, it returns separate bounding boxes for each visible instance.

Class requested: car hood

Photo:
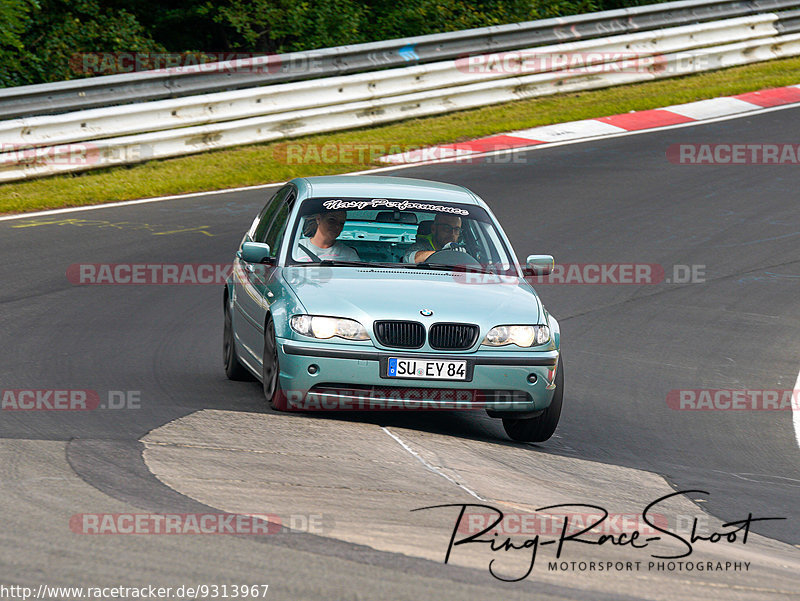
[282,266,541,327]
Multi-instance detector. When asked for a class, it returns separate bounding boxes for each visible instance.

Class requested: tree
[0,0,674,87]
[1,0,162,86]
[0,0,38,86]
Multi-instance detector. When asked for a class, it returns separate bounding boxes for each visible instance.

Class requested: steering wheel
[423,248,481,266]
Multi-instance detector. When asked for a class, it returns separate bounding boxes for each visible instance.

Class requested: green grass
[2,55,800,214]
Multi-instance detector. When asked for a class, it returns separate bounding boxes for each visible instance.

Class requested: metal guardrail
[0,16,776,150]
[776,7,800,30]
[1,0,800,119]
[2,15,800,182]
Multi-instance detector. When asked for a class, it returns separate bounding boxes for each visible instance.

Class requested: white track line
[0,182,284,222]
[3,99,800,223]
[381,426,485,501]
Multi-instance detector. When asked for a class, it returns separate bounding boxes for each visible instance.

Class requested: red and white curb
[378,85,800,164]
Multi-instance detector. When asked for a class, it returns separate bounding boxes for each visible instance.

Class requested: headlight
[482,325,550,347]
[290,315,369,341]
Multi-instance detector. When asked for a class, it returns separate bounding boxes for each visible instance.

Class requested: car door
[232,185,294,366]
[252,189,295,366]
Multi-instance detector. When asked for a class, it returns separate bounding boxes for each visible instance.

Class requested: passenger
[295,210,360,262]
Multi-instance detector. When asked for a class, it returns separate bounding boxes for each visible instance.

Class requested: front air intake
[374,321,425,349]
[429,323,479,350]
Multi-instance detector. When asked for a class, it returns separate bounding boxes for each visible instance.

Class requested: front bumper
[277,339,558,412]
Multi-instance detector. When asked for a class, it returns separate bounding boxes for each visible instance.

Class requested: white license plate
[386,358,467,380]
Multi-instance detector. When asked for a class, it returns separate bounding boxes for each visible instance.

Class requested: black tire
[262,316,287,411]
[224,299,252,381]
[502,356,563,442]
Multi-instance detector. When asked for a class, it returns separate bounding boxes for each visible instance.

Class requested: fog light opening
[308,364,319,375]
[527,373,538,384]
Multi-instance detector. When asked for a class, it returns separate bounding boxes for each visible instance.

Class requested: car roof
[291,175,483,206]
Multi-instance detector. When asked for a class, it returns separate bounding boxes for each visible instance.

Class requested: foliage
[1,0,162,86]
[0,0,673,86]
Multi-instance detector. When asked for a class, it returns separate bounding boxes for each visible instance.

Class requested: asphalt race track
[1,106,799,600]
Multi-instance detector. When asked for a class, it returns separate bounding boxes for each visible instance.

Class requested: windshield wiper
[302,260,512,275]
[317,260,388,268]
[402,263,506,275]
[402,262,458,271]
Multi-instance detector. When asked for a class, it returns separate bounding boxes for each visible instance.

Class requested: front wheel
[224,300,252,381]
[262,316,287,411]
[502,356,563,442]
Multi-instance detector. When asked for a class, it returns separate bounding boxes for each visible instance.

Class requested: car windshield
[286,197,517,273]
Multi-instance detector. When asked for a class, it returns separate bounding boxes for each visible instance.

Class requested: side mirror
[524,254,554,276]
[237,242,273,264]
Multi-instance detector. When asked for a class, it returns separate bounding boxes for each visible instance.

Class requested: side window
[252,185,292,243]
[246,205,269,241]
[248,193,276,241]
[259,188,296,260]
[263,202,290,258]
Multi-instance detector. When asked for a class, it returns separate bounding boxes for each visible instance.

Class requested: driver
[404,213,463,263]
[295,210,360,262]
